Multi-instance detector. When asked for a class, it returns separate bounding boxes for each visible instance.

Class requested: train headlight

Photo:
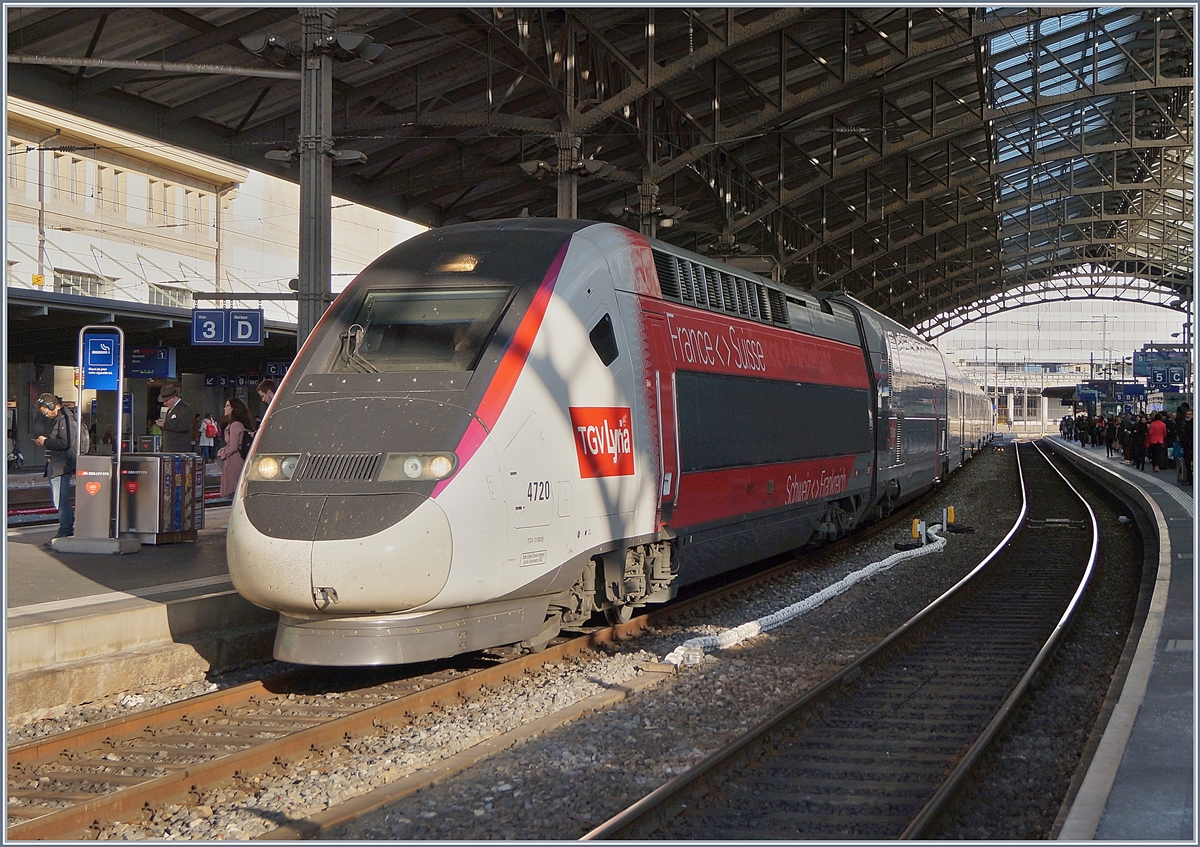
[247,454,301,481]
[380,452,458,481]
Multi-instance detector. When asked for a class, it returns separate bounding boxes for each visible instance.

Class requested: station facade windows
[149,283,190,309]
[7,139,22,189]
[54,268,112,298]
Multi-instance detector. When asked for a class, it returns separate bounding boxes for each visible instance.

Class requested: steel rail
[900,441,1100,837]
[583,441,1100,840]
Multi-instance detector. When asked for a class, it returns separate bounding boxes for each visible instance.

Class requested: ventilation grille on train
[650,249,789,327]
[295,453,382,481]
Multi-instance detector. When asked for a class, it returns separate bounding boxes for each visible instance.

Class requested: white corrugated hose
[663,523,948,666]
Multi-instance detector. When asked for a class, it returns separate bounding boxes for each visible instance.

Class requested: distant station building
[937,296,1191,433]
[6,97,424,466]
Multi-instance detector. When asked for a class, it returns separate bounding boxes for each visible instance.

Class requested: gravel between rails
[11,444,1091,841]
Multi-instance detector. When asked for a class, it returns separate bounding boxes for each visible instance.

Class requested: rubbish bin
[75,455,117,538]
[119,453,204,544]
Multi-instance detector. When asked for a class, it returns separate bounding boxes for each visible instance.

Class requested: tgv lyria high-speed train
[227,219,990,665]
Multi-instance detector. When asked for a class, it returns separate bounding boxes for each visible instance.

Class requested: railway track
[584,440,1099,840]
[4,473,941,840]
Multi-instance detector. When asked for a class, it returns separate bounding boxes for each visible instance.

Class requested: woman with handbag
[217,398,254,499]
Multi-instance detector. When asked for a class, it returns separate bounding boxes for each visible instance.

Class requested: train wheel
[605,604,635,626]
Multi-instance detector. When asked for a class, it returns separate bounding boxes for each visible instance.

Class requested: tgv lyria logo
[569,407,635,478]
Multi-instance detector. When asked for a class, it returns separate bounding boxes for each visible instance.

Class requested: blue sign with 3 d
[191,309,264,346]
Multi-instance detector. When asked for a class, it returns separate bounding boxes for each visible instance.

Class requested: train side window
[589,313,620,367]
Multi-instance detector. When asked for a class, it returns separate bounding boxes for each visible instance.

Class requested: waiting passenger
[34,393,76,544]
[217,397,254,500]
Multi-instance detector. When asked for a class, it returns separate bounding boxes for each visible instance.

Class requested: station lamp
[238,34,297,66]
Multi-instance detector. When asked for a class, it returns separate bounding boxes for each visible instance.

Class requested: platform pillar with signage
[54,325,140,554]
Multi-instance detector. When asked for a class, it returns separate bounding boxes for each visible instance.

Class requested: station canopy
[7,7,1193,335]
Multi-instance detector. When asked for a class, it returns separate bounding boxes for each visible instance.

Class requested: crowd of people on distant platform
[1060,404,1192,484]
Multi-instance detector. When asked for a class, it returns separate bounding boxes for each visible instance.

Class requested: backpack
[239,428,255,460]
[67,407,88,455]
[205,420,218,438]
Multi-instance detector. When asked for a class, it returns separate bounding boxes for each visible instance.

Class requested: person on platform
[156,384,194,453]
[1180,408,1194,486]
[199,413,218,463]
[1132,413,1149,471]
[7,428,25,469]
[34,393,76,544]
[217,397,254,499]
[1147,411,1168,472]
[147,417,162,436]
[256,379,276,428]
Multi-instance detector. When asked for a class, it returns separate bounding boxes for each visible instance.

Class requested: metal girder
[72,9,296,97]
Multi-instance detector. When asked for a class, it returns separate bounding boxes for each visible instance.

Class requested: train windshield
[332,287,512,373]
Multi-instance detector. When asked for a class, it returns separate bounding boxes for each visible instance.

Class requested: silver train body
[227,220,991,665]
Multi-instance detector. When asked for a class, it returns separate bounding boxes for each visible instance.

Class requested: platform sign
[192,309,263,346]
[192,309,228,345]
[1076,387,1099,401]
[128,346,177,378]
[229,310,264,346]
[265,361,291,377]
[1148,367,1184,386]
[1134,351,1188,378]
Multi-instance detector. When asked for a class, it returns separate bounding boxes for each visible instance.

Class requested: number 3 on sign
[202,319,219,339]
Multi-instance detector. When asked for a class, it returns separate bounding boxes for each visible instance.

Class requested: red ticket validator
[569,406,635,478]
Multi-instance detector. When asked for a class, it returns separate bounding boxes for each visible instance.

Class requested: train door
[639,313,679,527]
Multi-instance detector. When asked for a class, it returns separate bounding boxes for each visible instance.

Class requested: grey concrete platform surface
[1048,438,1194,842]
[5,504,277,720]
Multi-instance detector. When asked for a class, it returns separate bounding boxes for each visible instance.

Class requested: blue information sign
[192,309,228,345]
[192,309,263,346]
[82,330,121,390]
[1134,351,1188,378]
[228,309,264,346]
[128,346,177,378]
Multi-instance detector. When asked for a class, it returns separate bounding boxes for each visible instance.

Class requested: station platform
[1046,437,1194,841]
[5,503,276,721]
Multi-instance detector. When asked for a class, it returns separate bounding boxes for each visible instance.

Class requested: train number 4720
[527,480,551,501]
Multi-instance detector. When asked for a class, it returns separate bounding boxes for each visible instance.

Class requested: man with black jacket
[156,384,195,453]
[34,393,76,543]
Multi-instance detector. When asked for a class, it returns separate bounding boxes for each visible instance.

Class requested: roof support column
[556,22,578,220]
[639,180,659,239]
[556,132,580,219]
[298,7,334,350]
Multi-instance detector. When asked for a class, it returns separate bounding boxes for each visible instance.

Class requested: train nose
[227,493,453,615]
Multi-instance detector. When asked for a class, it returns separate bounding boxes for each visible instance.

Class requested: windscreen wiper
[338,324,379,373]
